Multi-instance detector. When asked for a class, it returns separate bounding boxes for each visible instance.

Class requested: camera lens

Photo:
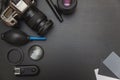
[57,0,77,15]
[23,6,53,35]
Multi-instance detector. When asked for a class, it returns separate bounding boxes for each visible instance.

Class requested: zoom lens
[23,6,53,35]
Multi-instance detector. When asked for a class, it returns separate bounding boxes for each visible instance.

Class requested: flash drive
[14,65,40,76]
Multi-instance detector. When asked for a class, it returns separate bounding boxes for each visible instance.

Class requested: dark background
[0,0,120,80]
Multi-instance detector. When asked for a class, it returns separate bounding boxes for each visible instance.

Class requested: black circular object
[57,0,77,15]
[1,29,29,46]
[7,48,24,64]
[23,5,53,35]
[29,45,44,61]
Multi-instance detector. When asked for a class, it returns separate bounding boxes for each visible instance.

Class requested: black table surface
[0,0,120,80]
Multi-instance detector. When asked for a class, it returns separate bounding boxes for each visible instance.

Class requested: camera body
[1,0,53,35]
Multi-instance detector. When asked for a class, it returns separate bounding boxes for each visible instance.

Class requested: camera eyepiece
[23,6,53,35]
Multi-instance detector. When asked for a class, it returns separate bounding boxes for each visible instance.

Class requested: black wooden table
[0,0,120,80]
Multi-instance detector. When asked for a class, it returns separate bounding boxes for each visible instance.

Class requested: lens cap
[7,48,24,64]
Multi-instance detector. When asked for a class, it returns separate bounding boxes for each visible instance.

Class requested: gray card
[103,52,120,79]
[98,62,118,79]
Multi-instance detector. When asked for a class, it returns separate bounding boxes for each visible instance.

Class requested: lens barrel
[23,6,53,35]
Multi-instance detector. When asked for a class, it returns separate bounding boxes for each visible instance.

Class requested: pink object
[63,0,71,6]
